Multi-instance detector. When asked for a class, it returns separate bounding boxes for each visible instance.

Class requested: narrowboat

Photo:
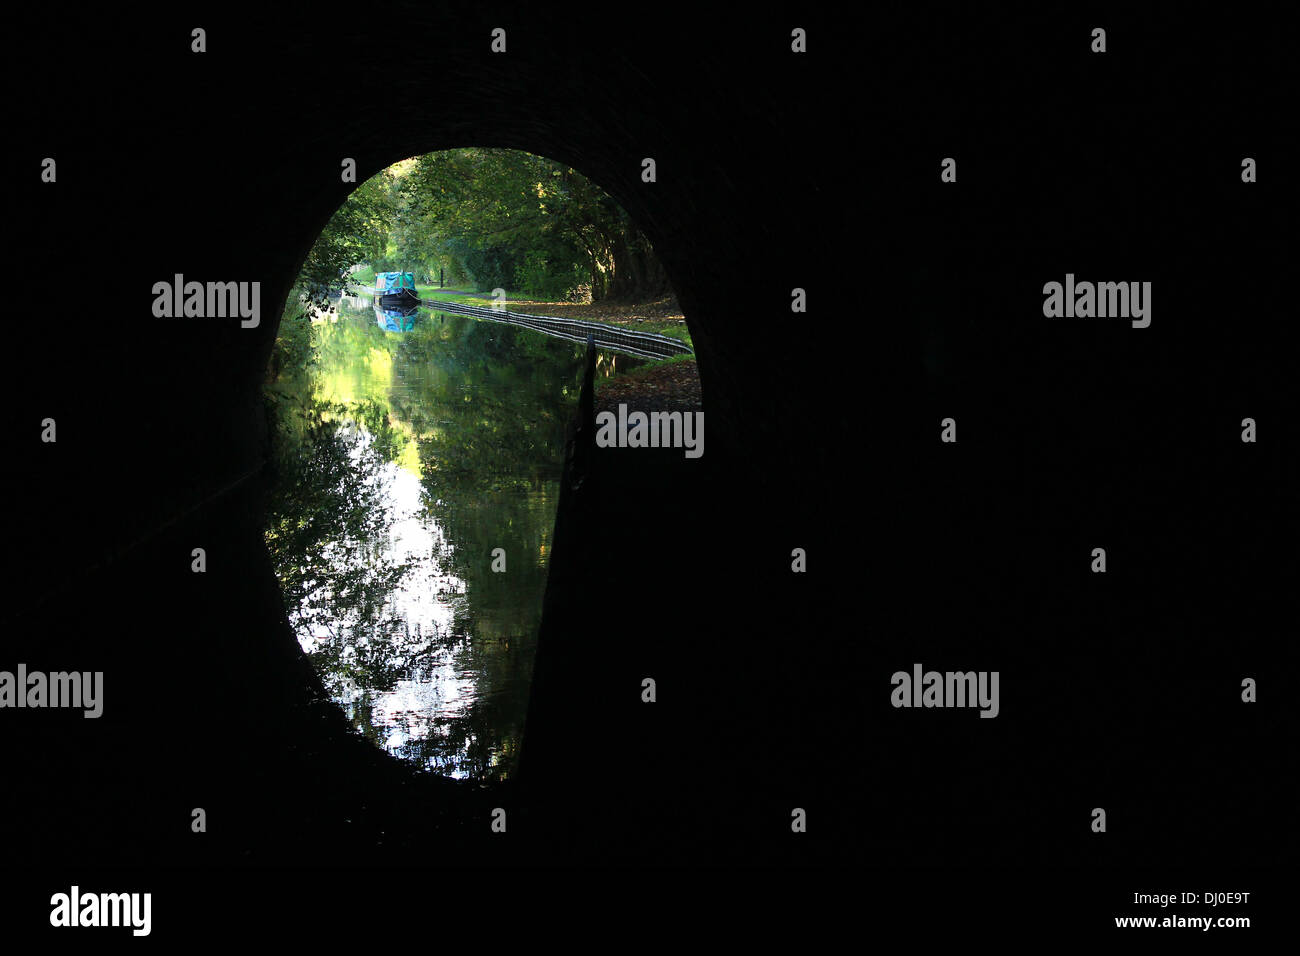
[373,271,420,307]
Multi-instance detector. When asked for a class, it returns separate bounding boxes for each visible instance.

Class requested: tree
[298,171,400,311]
[405,148,669,301]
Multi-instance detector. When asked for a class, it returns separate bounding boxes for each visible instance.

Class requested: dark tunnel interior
[4,6,1287,928]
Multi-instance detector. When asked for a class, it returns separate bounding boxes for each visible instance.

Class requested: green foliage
[265,286,318,387]
[452,237,520,292]
[298,171,400,312]
[296,147,672,310]
[515,251,589,300]
[263,393,417,642]
[405,148,668,301]
[261,300,599,779]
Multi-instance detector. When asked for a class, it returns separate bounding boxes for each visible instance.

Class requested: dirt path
[503,293,686,327]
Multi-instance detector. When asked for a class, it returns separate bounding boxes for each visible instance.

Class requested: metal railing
[420,297,694,361]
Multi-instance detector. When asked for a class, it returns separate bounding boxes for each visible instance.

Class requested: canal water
[263,295,644,781]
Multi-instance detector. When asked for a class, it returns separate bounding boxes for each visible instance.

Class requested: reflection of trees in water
[596,351,642,379]
[319,617,520,780]
[263,304,589,780]
[396,316,576,779]
[264,397,416,643]
[312,619,444,701]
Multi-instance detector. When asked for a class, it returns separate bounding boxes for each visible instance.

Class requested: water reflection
[375,302,419,332]
[264,295,643,780]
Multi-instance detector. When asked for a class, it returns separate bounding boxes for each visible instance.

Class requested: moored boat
[373,271,419,306]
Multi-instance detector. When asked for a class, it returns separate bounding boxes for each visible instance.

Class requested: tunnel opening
[261,147,702,781]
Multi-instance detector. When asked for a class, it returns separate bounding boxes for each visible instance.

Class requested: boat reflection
[375,302,419,332]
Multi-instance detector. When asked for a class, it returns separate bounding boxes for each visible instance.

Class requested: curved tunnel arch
[237,99,812,796]
[13,5,841,868]
[265,144,710,781]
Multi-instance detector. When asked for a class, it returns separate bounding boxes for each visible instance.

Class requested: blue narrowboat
[373,271,419,307]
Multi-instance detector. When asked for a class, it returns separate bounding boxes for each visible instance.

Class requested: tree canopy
[299,149,671,307]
